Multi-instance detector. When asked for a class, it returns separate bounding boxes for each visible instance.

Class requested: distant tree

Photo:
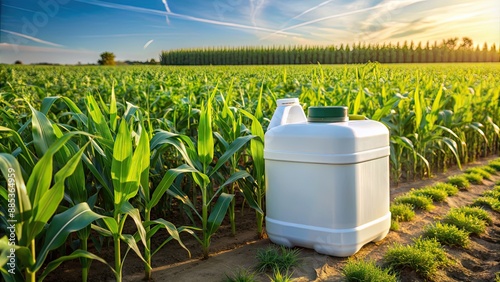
[443,37,459,50]
[460,37,474,49]
[98,52,116,65]
[14,60,23,65]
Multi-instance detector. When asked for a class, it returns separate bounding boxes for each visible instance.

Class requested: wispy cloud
[360,0,497,44]
[1,4,36,13]
[74,0,298,36]
[1,29,64,47]
[143,39,154,49]
[291,0,336,20]
[0,43,94,54]
[76,32,182,38]
[161,0,171,24]
[249,0,267,26]
[260,5,380,41]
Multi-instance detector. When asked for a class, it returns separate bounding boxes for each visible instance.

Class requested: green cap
[307,106,348,122]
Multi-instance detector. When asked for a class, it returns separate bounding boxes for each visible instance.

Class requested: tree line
[160,38,499,65]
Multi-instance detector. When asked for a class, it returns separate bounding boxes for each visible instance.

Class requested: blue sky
[1,0,499,64]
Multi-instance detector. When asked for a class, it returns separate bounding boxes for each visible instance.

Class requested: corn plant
[89,118,150,282]
[0,133,110,282]
[239,106,266,238]
[213,89,247,236]
[139,145,197,280]
[151,91,258,259]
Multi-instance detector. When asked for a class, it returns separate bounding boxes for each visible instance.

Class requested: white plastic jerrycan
[264,102,391,257]
[267,98,307,131]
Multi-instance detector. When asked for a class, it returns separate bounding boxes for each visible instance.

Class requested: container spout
[268,98,307,131]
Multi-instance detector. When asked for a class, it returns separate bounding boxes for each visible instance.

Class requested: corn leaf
[144,219,192,258]
[30,105,57,156]
[413,83,423,130]
[441,137,461,170]
[30,139,90,243]
[112,120,134,206]
[86,94,113,141]
[0,154,31,232]
[120,233,148,266]
[198,100,214,172]
[110,84,118,131]
[101,217,119,235]
[40,96,88,125]
[118,204,148,259]
[34,202,104,272]
[38,250,115,281]
[148,164,198,210]
[167,183,200,220]
[210,135,255,177]
[0,126,34,169]
[206,193,234,238]
[426,85,443,130]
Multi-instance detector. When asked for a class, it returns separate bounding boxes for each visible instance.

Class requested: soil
[45,157,500,282]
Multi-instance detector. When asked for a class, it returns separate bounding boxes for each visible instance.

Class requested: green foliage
[268,269,294,282]
[394,194,434,211]
[342,260,397,282]
[256,246,300,273]
[453,206,492,224]
[423,222,470,247]
[488,160,500,171]
[465,167,492,180]
[431,182,459,196]
[98,52,116,65]
[472,197,500,212]
[390,203,415,222]
[447,175,471,190]
[384,238,450,279]
[0,135,106,281]
[480,165,497,175]
[443,209,487,235]
[390,219,400,231]
[0,64,499,281]
[409,187,448,202]
[160,39,500,65]
[224,268,258,282]
[463,173,484,185]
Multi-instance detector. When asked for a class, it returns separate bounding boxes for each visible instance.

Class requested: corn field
[0,62,499,281]
[161,42,500,65]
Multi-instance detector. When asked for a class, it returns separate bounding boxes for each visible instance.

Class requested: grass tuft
[394,194,434,211]
[480,165,497,175]
[472,188,500,213]
[488,160,500,171]
[432,182,459,196]
[472,197,500,212]
[342,260,397,282]
[454,206,492,224]
[423,222,470,247]
[390,220,400,231]
[465,167,492,180]
[390,203,415,222]
[384,238,450,279]
[224,268,258,282]
[447,175,470,190]
[442,209,487,235]
[463,173,484,185]
[268,268,294,282]
[256,246,300,273]
[409,187,448,202]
